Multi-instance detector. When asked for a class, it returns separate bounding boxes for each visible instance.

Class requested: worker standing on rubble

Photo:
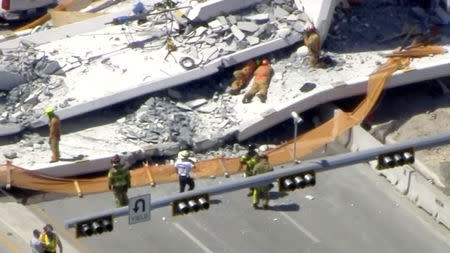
[239,144,260,196]
[304,25,322,68]
[229,60,257,95]
[46,107,61,163]
[242,59,273,103]
[108,155,131,207]
[175,150,196,192]
[252,154,274,209]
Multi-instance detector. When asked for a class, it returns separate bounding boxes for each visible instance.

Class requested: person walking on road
[108,155,131,207]
[30,229,43,253]
[252,154,274,209]
[175,150,195,193]
[46,107,61,163]
[40,224,62,253]
[239,144,260,196]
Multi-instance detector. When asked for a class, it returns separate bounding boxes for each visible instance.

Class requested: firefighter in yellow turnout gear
[304,26,322,68]
[239,144,259,196]
[252,154,274,209]
[108,155,131,207]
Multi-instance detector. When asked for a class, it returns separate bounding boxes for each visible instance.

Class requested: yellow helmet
[45,107,55,115]
[178,150,189,159]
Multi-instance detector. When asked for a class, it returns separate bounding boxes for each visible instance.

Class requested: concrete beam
[187,0,263,22]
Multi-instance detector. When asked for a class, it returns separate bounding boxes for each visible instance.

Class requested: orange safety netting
[0,43,445,196]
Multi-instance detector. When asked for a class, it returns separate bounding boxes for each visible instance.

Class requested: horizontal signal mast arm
[65,132,450,228]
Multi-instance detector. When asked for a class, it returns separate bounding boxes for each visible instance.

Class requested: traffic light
[377,148,414,170]
[172,194,210,216]
[75,215,113,238]
[278,170,316,192]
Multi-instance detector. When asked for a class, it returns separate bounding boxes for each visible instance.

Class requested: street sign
[129,194,151,225]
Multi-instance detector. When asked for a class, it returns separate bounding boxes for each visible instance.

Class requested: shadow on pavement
[264,203,299,212]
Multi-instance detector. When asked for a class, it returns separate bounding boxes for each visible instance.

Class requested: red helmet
[261,59,269,65]
[111,155,120,164]
[305,25,316,34]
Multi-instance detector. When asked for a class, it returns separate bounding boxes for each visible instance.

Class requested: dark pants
[179,176,195,193]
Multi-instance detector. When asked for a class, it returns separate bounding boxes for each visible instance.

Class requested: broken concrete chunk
[195,26,208,37]
[246,36,260,45]
[274,6,290,19]
[237,21,259,33]
[276,28,291,38]
[223,40,238,52]
[227,15,237,25]
[203,37,217,45]
[3,150,17,159]
[292,21,305,32]
[175,102,192,111]
[217,16,228,25]
[185,98,208,109]
[244,13,269,22]
[208,20,224,30]
[230,25,246,41]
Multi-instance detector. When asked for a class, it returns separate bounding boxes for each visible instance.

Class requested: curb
[336,123,450,230]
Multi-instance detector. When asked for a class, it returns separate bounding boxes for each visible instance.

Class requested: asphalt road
[22,143,450,253]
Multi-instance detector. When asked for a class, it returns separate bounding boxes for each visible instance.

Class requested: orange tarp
[0,43,445,196]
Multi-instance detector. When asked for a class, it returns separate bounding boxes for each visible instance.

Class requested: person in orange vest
[45,107,61,163]
[40,224,62,253]
[304,25,322,68]
[242,59,273,103]
[229,60,257,95]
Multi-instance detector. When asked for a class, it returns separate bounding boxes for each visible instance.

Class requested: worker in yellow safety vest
[40,224,62,253]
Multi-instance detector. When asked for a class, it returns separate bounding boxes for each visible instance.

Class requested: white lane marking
[280,212,320,243]
[173,222,214,253]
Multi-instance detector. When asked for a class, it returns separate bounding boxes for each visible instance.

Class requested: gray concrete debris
[230,25,246,41]
[186,98,208,108]
[274,6,290,19]
[246,36,260,45]
[237,21,259,33]
[3,150,17,159]
[245,13,269,22]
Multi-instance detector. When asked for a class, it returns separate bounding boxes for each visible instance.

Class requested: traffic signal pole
[65,131,450,229]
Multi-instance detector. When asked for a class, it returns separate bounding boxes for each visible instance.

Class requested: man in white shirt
[30,229,43,253]
[175,150,195,192]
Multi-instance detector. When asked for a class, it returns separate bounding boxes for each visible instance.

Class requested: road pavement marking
[173,222,214,253]
[280,212,320,243]
[0,233,21,253]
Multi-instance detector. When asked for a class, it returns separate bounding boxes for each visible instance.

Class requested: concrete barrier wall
[335,123,450,230]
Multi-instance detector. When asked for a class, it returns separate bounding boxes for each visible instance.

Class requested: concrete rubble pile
[0,41,66,126]
[0,0,308,146]
[118,78,239,152]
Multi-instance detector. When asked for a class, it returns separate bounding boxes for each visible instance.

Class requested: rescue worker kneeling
[108,155,131,207]
[229,60,257,95]
[252,154,274,209]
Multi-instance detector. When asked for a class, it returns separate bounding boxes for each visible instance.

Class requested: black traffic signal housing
[377,148,414,170]
[278,170,316,192]
[172,194,210,216]
[75,215,113,238]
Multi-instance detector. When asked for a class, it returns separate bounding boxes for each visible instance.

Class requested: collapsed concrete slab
[0,0,305,136]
